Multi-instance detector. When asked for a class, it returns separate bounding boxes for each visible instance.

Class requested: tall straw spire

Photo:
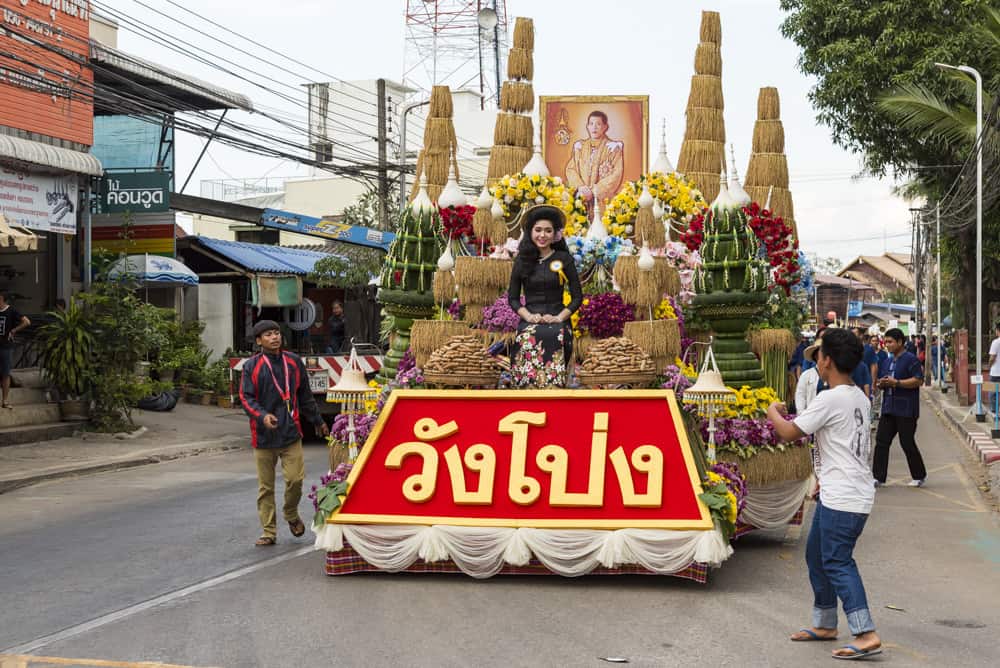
[744,87,797,237]
[676,10,726,203]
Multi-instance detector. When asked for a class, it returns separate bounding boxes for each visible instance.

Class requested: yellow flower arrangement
[654,298,677,320]
[602,172,707,240]
[489,173,590,236]
[718,385,780,419]
[674,357,697,379]
[364,379,381,414]
[725,490,738,523]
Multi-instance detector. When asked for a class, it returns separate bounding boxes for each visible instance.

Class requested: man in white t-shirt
[988,323,1000,413]
[766,328,882,660]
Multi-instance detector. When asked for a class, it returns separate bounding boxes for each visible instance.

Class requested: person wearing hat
[239,320,329,546]
[506,204,583,388]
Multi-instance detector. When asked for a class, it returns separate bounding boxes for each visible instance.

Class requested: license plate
[309,372,329,393]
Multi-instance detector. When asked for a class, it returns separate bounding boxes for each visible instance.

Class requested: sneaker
[873,480,882,488]
[907,478,926,487]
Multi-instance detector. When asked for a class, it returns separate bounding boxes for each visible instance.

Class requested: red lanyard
[261,353,292,413]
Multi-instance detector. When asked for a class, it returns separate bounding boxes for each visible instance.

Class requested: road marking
[0,654,219,667]
[1,546,314,656]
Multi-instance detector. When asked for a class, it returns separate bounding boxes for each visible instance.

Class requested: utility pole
[377,78,389,229]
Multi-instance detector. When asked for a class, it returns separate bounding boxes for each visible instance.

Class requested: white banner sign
[0,169,79,235]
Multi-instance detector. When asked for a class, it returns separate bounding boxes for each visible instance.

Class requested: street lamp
[936,62,984,420]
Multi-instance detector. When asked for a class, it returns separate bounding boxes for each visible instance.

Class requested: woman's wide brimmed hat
[523,204,566,230]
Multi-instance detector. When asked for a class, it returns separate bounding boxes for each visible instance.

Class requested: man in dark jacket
[872,328,927,487]
[240,320,329,546]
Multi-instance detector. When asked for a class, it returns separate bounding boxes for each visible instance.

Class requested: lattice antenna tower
[404,0,510,107]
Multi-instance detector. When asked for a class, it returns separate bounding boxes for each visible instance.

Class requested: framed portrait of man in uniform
[540,95,649,216]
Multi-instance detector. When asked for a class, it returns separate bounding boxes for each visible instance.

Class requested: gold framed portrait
[540,95,649,211]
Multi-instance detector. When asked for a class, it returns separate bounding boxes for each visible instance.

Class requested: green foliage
[37,300,94,398]
[312,480,348,528]
[884,288,913,304]
[206,357,232,395]
[780,0,994,175]
[757,292,809,336]
[309,249,384,289]
[341,185,400,231]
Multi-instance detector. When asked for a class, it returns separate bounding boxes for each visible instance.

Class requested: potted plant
[208,358,233,408]
[37,300,94,421]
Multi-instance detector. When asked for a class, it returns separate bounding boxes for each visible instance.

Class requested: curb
[926,389,1000,466]
[0,440,247,495]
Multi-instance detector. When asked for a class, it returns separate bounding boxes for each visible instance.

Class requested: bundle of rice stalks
[686,171,723,204]
[699,10,722,45]
[613,253,639,302]
[635,272,665,310]
[694,42,722,77]
[685,76,724,111]
[748,328,797,357]
[512,17,534,50]
[483,256,514,290]
[455,256,502,306]
[757,87,781,121]
[500,81,535,113]
[507,47,534,81]
[433,269,455,305]
[677,139,724,176]
[752,120,785,153]
[428,85,453,118]
[744,154,790,189]
[493,113,534,147]
[472,206,494,242]
[718,448,812,487]
[624,318,681,361]
[654,257,681,296]
[635,205,666,248]
[463,304,485,325]
[488,146,532,180]
[683,108,726,142]
[411,319,470,368]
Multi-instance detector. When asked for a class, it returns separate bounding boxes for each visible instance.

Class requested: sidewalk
[0,402,251,494]
[923,383,1000,497]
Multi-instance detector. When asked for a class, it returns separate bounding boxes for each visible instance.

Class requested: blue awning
[192,236,339,275]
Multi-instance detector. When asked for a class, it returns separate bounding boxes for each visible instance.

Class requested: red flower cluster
[680,210,707,252]
[439,204,476,240]
[578,292,635,338]
[743,202,801,294]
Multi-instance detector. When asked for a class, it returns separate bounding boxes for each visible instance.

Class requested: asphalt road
[1,401,998,668]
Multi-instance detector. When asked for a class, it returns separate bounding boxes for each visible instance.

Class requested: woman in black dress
[507,205,583,388]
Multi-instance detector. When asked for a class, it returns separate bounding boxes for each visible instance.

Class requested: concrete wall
[197,283,233,360]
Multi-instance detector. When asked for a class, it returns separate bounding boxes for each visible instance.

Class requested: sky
[100,0,919,265]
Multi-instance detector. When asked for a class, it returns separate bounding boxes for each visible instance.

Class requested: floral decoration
[703,416,810,459]
[329,412,378,449]
[700,467,739,540]
[603,172,706,239]
[660,364,693,398]
[309,465,350,527]
[744,202,801,294]
[662,241,702,303]
[438,204,476,241]
[576,292,635,338]
[679,210,706,252]
[481,292,522,333]
[566,235,634,292]
[719,385,781,419]
[490,173,589,236]
[654,298,677,320]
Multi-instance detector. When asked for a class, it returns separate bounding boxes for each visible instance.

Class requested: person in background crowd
[0,292,30,410]
[790,334,809,383]
[795,334,823,413]
[768,328,882,660]
[873,328,927,487]
[987,323,1000,411]
[862,334,879,389]
[240,320,329,546]
[905,335,917,355]
[326,300,346,354]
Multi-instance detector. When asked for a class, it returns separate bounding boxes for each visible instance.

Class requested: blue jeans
[805,500,875,636]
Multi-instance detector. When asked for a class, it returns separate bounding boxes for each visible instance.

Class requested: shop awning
[0,134,103,176]
[91,42,254,113]
[187,236,340,276]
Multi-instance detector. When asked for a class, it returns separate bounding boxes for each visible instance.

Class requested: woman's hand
[540,314,560,323]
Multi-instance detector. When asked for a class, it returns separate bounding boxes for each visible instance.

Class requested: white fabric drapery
[313,523,733,579]
[738,476,812,530]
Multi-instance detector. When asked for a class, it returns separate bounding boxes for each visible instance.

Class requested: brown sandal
[289,518,306,537]
[255,536,276,546]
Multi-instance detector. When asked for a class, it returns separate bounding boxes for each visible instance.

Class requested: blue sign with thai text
[259,208,395,251]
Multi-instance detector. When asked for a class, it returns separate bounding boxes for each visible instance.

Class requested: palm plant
[38,300,94,399]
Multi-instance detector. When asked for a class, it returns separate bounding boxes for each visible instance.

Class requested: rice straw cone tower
[487,17,535,188]
[745,87,797,238]
[410,85,460,204]
[677,10,726,203]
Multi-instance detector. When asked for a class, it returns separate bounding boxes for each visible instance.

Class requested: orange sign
[330,390,712,530]
[0,1,93,146]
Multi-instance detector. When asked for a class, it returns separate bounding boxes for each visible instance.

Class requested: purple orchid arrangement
[329,412,377,447]
[578,292,635,338]
[711,460,748,514]
[446,299,462,320]
[660,364,693,399]
[481,292,521,333]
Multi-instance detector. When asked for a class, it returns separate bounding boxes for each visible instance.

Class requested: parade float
[312,11,816,581]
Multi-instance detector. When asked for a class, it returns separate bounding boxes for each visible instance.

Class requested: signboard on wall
[259,208,394,251]
[92,211,175,256]
[0,167,78,234]
[0,0,94,146]
[99,172,171,213]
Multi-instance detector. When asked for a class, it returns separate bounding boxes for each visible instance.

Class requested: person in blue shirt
[860,332,878,388]
[872,328,927,487]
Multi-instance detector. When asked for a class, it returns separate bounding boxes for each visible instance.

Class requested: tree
[806,253,843,276]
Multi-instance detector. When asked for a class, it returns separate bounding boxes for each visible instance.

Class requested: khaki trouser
[254,440,305,538]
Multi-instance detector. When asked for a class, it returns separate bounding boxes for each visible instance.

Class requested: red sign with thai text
[331,390,712,530]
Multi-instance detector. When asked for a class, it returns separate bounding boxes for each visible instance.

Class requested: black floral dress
[507,250,583,388]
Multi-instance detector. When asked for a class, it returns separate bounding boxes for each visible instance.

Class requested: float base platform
[734,503,805,539]
[325,543,709,583]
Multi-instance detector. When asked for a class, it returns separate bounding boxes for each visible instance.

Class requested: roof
[838,254,915,291]
[91,42,253,113]
[885,253,911,268]
[814,274,874,290]
[0,133,103,176]
[191,236,339,275]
